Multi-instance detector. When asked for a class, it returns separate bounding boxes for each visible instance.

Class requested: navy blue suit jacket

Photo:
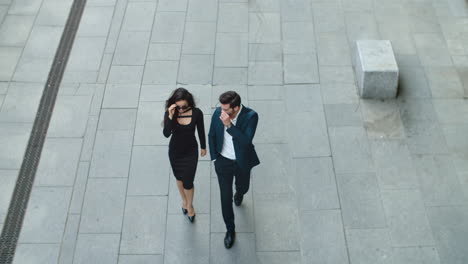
[208,105,260,172]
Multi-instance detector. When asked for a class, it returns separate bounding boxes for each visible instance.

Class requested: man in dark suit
[208,91,260,249]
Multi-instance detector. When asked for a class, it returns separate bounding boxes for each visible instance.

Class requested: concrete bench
[355,40,399,99]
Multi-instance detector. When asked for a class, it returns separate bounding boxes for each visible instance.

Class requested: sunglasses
[176,105,189,110]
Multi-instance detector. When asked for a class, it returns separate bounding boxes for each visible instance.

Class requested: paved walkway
[1,0,468,263]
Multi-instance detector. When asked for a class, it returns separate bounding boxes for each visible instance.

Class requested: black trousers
[214,155,251,232]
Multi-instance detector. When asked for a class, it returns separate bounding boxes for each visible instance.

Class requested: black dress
[163,108,206,189]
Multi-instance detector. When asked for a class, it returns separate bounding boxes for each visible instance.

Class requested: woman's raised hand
[168,104,177,120]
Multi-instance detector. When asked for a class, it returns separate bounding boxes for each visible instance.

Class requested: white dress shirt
[220,105,243,160]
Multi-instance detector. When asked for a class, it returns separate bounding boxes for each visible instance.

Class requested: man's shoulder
[242,106,258,118]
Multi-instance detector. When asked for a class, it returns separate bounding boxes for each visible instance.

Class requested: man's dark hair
[219,91,241,108]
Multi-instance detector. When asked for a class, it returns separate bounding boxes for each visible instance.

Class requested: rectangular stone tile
[210,233,256,264]
[284,54,319,84]
[0,15,35,46]
[12,57,54,83]
[215,33,248,67]
[151,12,185,43]
[433,99,468,124]
[336,173,386,229]
[134,101,167,145]
[381,189,435,247]
[443,124,468,154]
[21,26,63,59]
[211,85,248,107]
[77,6,113,37]
[377,19,416,55]
[35,138,82,186]
[0,82,8,94]
[48,95,92,138]
[61,70,98,84]
[317,33,352,66]
[249,13,280,43]
[8,0,43,14]
[128,146,170,196]
[0,5,6,22]
[89,130,133,178]
[360,100,406,139]
[102,0,125,53]
[113,31,150,65]
[120,196,167,254]
[280,0,312,22]
[121,2,157,31]
[58,214,80,264]
[256,252,300,264]
[74,234,120,264]
[140,84,176,101]
[102,84,140,108]
[312,2,345,33]
[0,170,17,224]
[69,162,89,214]
[329,126,374,174]
[164,214,209,264]
[425,67,464,98]
[80,115,98,161]
[281,22,315,54]
[178,55,214,85]
[413,155,466,206]
[294,158,339,210]
[213,68,248,85]
[248,62,282,85]
[119,255,164,264]
[0,123,31,169]
[67,37,106,71]
[255,193,299,251]
[345,12,380,45]
[287,111,330,157]
[249,101,286,143]
[319,66,355,84]
[0,47,22,81]
[218,2,248,33]
[398,98,437,123]
[399,67,432,98]
[248,85,283,101]
[143,61,178,85]
[147,44,181,61]
[414,33,453,66]
[370,140,419,190]
[427,206,468,264]
[248,0,279,12]
[346,228,392,264]
[98,109,137,131]
[392,247,441,264]
[107,66,144,84]
[79,178,127,233]
[187,0,217,21]
[249,43,282,62]
[182,22,216,54]
[36,0,73,26]
[252,144,293,194]
[13,244,60,264]
[19,187,72,243]
[158,0,187,11]
[210,178,254,232]
[324,104,362,126]
[404,121,449,155]
[320,83,359,105]
[0,82,43,122]
[300,210,349,264]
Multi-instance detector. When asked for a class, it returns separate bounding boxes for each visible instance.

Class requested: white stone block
[355,40,399,99]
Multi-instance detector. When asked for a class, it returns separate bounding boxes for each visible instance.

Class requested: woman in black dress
[163,88,206,222]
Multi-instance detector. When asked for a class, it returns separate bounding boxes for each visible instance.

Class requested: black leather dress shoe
[234,192,243,206]
[224,231,235,249]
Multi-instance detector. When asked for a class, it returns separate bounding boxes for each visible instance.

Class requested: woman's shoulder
[193,107,203,115]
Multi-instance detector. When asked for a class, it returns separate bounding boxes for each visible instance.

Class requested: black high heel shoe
[188,213,196,223]
[182,208,188,214]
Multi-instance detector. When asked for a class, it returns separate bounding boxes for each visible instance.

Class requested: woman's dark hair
[219,91,241,108]
[165,87,196,110]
